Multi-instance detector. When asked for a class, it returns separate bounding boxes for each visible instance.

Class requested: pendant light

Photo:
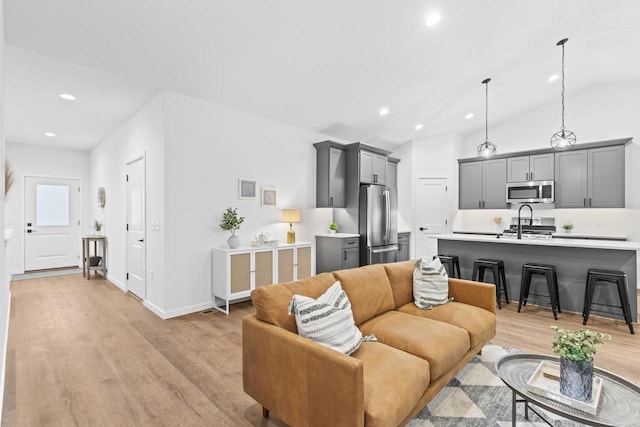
[477,78,497,158]
[550,38,576,151]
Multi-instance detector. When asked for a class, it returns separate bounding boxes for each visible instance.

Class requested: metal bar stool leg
[492,264,502,310]
[545,270,558,320]
[518,265,527,312]
[500,265,509,304]
[615,276,635,334]
[553,269,561,313]
[583,273,597,325]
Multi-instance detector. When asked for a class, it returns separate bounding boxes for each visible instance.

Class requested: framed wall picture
[238,179,257,199]
[261,187,277,206]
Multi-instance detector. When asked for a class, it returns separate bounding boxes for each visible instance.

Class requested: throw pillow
[413,257,452,309]
[288,281,372,355]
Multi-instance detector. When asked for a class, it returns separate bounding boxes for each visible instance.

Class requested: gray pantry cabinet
[555,145,624,208]
[314,141,346,208]
[506,153,554,182]
[459,158,507,209]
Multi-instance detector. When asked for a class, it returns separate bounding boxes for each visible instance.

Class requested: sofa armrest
[243,315,365,427]
[448,278,497,315]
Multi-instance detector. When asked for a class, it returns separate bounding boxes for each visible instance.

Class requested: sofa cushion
[288,281,363,355]
[251,272,337,333]
[333,264,395,326]
[360,311,470,381]
[383,260,416,308]
[397,301,496,349]
[350,342,430,427]
[413,256,450,309]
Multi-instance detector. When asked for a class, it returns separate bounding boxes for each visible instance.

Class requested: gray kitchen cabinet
[314,141,346,208]
[555,145,624,208]
[360,149,387,184]
[386,158,399,191]
[507,153,554,182]
[397,232,410,262]
[459,159,507,209]
[316,236,360,273]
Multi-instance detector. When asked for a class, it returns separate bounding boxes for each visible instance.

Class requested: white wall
[89,91,166,311]
[4,142,90,274]
[162,91,332,317]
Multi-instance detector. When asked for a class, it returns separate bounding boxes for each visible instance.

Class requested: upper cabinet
[386,157,399,191]
[314,141,346,208]
[507,153,554,182]
[459,158,507,209]
[360,150,387,184]
[555,145,624,208]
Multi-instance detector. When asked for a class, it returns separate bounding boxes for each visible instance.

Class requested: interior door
[126,157,146,299]
[415,178,448,260]
[24,176,80,271]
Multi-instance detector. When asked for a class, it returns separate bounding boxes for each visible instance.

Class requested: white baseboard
[0,291,11,419]
[107,274,126,292]
[143,300,214,320]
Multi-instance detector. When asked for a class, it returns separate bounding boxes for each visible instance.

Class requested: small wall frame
[261,187,277,206]
[238,179,257,199]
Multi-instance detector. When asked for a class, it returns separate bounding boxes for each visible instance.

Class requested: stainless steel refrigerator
[359,184,398,265]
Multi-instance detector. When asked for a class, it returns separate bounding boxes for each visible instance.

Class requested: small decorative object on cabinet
[562,222,574,233]
[282,209,300,244]
[329,222,338,234]
[93,220,103,236]
[220,207,245,249]
[550,326,610,402]
[211,242,313,314]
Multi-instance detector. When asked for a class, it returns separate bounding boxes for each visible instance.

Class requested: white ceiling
[4,0,640,151]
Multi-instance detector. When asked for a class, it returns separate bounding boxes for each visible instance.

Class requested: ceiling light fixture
[465,113,475,120]
[45,132,56,137]
[547,74,559,83]
[379,107,389,116]
[477,78,497,158]
[425,12,441,27]
[415,123,424,130]
[550,38,576,151]
[59,93,76,101]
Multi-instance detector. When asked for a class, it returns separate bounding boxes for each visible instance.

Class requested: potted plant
[550,326,610,402]
[220,207,245,248]
[562,222,574,233]
[94,220,103,236]
[329,222,338,234]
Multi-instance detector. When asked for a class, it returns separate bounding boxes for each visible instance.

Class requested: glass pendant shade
[551,38,576,150]
[477,78,496,158]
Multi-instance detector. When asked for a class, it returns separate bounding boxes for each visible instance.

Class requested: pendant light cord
[561,41,565,131]
[485,81,489,142]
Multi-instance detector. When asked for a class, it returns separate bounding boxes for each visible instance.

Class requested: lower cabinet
[397,232,410,262]
[212,242,313,314]
[316,236,360,273]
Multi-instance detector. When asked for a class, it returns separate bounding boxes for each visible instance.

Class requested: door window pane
[36,184,70,226]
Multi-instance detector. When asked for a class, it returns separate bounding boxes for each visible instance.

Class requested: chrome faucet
[517,203,534,240]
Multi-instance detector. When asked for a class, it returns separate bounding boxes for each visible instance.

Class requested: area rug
[409,344,583,426]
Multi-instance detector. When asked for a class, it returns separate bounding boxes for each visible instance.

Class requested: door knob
[419,227,428,231]
[138,239,144,243]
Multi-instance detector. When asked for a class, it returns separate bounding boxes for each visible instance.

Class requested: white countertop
[214,241,312,252]
[315,233,360,238]
[433,233,640,251]
[454,230,628,240]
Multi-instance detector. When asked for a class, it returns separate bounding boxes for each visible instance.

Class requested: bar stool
[583,269,634,334]
[433,255,461,279]
[518,263,561,320]
[472,258,509,309]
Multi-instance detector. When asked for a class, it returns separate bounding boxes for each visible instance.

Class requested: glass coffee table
[496,354,640,426]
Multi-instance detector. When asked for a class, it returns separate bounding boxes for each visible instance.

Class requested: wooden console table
[82,235,108,280]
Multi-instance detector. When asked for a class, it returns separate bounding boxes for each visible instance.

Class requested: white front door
[24,176,81,271]
[126,157,146,299]
[415,178,448,260]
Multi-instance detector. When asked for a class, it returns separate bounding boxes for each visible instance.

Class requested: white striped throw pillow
[413,257,452,309]
[288,281,370,355]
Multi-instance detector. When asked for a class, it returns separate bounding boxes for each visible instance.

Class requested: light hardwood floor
[3,274,639,426]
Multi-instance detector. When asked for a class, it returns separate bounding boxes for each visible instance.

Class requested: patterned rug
[409,344,583,426]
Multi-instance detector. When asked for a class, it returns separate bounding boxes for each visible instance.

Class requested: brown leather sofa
[243,260,497,427]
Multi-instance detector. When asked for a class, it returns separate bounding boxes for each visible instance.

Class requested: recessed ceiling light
[415,123,424,130]
[45,132,56,137]
[379,107,390,116]
[547,74,559,82]
[465,113,475,120]
[425,12,441,27]
[59,93,76,101]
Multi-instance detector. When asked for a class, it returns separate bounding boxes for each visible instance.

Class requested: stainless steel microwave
[506,181,554,204]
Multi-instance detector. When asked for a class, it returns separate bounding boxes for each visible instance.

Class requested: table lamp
[281,209,300,244]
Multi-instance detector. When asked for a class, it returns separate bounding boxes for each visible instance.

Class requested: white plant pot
[227,234,241,249]
[329,229,337,234]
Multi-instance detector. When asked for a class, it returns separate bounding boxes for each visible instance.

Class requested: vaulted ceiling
[4,0,640,150]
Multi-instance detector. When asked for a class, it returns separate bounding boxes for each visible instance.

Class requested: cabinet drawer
[341,238,359,248]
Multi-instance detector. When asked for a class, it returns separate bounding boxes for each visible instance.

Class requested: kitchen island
[433,234,639,322]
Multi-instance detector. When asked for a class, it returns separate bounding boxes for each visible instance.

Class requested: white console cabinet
[211,242,313,314]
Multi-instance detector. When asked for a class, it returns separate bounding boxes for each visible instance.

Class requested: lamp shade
[281,209,300,223]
